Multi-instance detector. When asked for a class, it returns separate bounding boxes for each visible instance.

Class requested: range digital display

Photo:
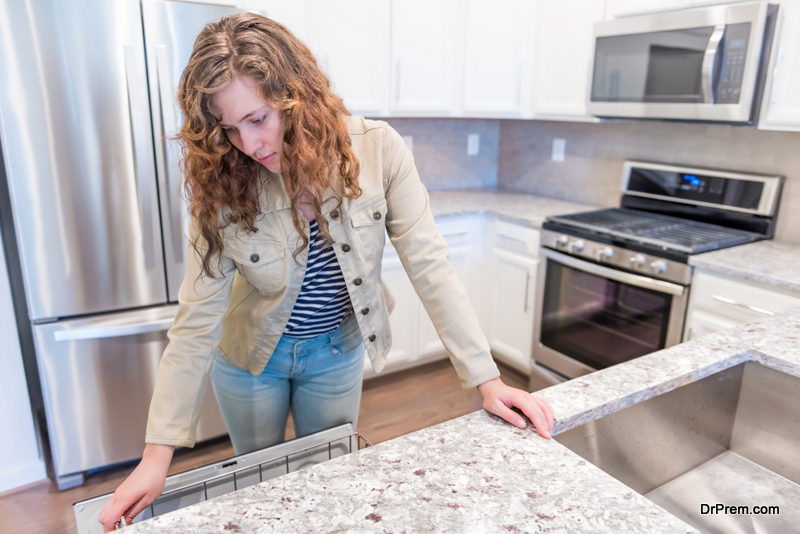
[628,167,763,210]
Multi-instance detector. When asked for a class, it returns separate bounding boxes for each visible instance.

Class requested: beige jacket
[146,117,500,447]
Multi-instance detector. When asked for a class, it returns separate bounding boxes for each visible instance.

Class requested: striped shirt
[283,219,353,338]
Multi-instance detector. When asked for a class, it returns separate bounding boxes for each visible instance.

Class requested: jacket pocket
[348,196,388,265]
[226,238,288,296]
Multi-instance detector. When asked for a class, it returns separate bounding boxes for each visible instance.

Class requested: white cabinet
[389,0,462,116]
[461,0,532,117]
[759,0,800,131]
[309,0,390,117]
[365,215,483,378]
[484,220,540,374]
[684,271,800,341]
[416,216,484,356]
[530,0,605,121]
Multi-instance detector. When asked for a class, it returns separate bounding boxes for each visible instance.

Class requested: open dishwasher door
[73,424,369,533]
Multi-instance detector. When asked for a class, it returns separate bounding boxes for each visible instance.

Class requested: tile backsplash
[384,118,499,190]
[497,119,800,244]
[380,116,800,245]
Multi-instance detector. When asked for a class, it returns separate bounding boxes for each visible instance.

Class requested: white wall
[0,234,45,492]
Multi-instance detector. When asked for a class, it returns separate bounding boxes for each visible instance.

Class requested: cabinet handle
[523,272,531,313]
[394,60,402,104]
[711,294,774,317]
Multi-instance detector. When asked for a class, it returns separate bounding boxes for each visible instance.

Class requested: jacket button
[353,277,362,286]
[373,211,382,221]
[368,334,376,342]
[250,253,260,263]
[341,243,351,252]
[361,307,369,315]
[330,210,340,219]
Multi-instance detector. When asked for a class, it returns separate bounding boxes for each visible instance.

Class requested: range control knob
[568,239,585,253]
[651,260,667,273]
[555,235,569,248]
[628,254,646,268]
[595,246,614,262]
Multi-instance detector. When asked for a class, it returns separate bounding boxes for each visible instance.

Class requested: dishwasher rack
[73,423,369,533]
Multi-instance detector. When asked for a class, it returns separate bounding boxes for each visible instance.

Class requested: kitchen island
[114,190,800,533]
[120,304,800,533]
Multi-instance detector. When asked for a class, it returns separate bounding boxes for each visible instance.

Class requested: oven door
[533,248,688,381]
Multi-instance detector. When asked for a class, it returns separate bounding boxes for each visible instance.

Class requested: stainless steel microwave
[587,2,778,123]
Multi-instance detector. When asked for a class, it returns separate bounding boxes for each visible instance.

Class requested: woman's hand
[477,377,556,438]
[98,443,174,531]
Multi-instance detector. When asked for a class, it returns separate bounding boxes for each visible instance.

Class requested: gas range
[542,208,764,285]
[531,161,783,391]
[540,161,783,285]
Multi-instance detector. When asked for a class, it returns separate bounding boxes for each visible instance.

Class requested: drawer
[491,219,540,257]
[690,271,800,322]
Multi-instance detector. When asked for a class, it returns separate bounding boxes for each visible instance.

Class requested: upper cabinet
[759,0,800,131]
[389,0,461,116]
[253,0,800,130]
[530,0,605,121]
[310,0,391,117]
[461,0,532,117]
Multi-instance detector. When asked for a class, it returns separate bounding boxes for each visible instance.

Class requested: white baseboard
[0,459,47,494]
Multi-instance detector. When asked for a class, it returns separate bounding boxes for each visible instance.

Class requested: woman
[99,12,555,530]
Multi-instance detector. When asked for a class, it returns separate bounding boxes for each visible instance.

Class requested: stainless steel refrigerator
[0,0,241,489]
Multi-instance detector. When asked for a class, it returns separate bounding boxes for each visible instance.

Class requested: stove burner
[548,208,761,255]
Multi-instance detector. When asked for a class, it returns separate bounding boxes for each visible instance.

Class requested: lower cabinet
[483,219,540,374]
[363,215,484,379]
[366,214,541,380]
[684,271,800,341]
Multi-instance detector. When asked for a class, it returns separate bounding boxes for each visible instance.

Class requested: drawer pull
[711,294,774,317]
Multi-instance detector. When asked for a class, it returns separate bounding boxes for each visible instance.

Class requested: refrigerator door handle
[155,44,184,263]
[123,43,158,269]
[53,317,174,342]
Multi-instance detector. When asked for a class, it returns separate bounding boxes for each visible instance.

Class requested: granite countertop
[690,240,800,293]
[121,306,800,533]
[427,188,595,228]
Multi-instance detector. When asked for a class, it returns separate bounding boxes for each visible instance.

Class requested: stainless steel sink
[555,362,800,534]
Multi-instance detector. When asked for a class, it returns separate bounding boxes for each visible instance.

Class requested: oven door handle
[541,248,685,296]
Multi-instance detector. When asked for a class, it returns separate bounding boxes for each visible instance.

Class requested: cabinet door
[683,308,739,341]
[759,0,800,131]
[530,0,605,121]
[390,0,461,115]
[487,249,538,374]
[310,0,390,116]
[461,0,531,116]
[416,217,481,360]
[255,1,313,45]
[365,246,419,378]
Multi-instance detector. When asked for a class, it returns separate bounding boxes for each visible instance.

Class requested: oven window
[540,258,671,370]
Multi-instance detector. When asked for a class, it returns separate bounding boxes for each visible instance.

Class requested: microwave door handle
[701,25,726,103]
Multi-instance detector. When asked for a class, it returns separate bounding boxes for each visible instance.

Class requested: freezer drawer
[73,423,369,533]
[32,305,227,489]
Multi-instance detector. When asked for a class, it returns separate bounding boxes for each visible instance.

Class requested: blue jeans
[210,313,365,455]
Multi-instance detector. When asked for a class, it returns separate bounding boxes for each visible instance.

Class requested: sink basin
[555,362,800,534]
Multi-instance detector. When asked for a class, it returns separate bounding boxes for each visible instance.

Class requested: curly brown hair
[177,12,361,277]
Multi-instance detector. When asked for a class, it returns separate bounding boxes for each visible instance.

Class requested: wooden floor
[0,360,527,534]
